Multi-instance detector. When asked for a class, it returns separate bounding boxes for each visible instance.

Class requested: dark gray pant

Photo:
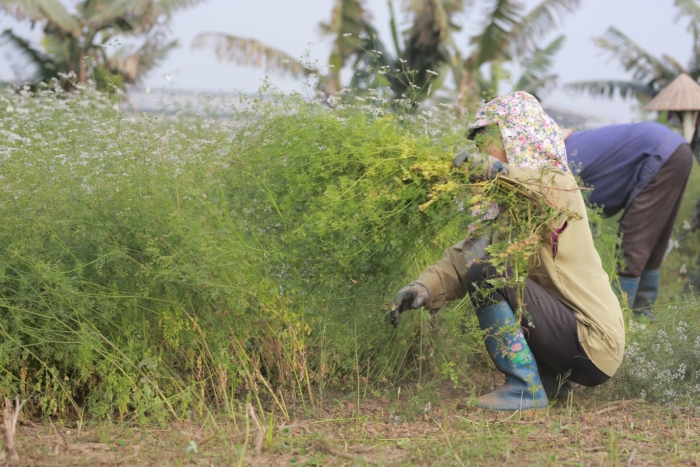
[467,262,610,387]
[619,144,693,277]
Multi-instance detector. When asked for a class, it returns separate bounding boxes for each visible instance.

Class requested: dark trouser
[467,262,610,387]
[619,144,693,277]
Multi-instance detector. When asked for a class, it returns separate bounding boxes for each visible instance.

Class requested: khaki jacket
[417,165,625,377]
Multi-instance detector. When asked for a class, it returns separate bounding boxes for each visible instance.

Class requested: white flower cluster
[620,311,700,408]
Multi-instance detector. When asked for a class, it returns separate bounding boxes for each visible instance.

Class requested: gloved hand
[453,152,508,180]
[389,281,430,328]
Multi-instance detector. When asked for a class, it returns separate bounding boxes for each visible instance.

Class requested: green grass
[2,79,700,465]
[0,82,495,421]
[661,161,700,298]
[14,391,700,466]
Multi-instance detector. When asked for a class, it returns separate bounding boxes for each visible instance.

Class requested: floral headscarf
[468,91,569,172]
[465,92,567,238]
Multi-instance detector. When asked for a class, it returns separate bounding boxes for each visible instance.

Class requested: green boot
[475,301,548,411]
[632,269,659,322]
[617,276,640,308]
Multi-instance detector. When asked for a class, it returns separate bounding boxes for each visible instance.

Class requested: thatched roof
[645,74,700,111]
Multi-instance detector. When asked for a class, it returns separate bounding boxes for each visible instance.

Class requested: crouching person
[390,92,625,411]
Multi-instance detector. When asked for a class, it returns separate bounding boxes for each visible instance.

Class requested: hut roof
[645,73,700,111]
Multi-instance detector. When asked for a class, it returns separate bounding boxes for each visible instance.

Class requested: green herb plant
[0,71,616,422]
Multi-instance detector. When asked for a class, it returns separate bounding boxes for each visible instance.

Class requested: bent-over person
[564,123,692,320]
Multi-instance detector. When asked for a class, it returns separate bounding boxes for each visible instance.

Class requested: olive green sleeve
[416,239,470,310]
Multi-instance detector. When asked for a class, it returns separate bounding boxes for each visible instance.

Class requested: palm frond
[192,33,307,77]
[565,79,656,101]
[470,0,523,66]
[134,39,179,79]
[387,0,402,57]
[320,0,370,71]
[687,21,700,79]
[0,28,56,83]
[594,27,678,85]
[0,0,80,34]
[87,0,207,30]
[112,32,179,83]
[39,33,79,69]
[144,0,208,15]
[514,34,565,96]
[661,53,687,75]
[517,75,558,100]
[81,0,136,29]
[675,0,700,24]
[520,34,564,75]
[401,0,449,68]
[347,21,394,88]
[508,0,580,56]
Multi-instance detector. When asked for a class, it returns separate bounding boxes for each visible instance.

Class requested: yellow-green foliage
[0,82,616,420]
[0,84,476,419]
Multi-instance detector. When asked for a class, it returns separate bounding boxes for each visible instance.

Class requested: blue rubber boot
[632,269,660,322]
[475,301,548,411]
[617,276,640,308]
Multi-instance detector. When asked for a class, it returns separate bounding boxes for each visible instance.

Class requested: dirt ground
[9,382,700,467]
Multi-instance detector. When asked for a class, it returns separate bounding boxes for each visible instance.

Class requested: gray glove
[454,152,508,179]
[390,281,430,328]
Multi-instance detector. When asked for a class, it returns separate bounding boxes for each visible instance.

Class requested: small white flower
[426,70,438,76]
[680,263,688,275]
[343,33,352,37]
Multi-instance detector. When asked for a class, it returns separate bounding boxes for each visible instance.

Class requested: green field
[1,83,700,465]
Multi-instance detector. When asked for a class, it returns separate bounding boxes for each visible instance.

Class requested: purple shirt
[565,122,687,216]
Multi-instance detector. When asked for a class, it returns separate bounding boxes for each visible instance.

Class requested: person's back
[565,121,692,321]
[565,122,686,216]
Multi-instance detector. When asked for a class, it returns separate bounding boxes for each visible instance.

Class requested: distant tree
[320,0,578,103]
[456,0,577,102]
[565,0,700,103]
[192,0,578,103]
[0,0,208,89]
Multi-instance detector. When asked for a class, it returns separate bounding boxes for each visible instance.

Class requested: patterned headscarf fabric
[464,92,567,240]
[468,91,569,172]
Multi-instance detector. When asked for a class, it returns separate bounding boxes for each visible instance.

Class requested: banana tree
[193,0,577,103]
[513,34,566,100]
[350,0,579,102]
[325,0,464,101]
[1,0,206,88]
[457,0,579,103]
[192,0,463,101]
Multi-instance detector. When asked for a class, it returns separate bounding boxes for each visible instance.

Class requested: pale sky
[0,0,694,122]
